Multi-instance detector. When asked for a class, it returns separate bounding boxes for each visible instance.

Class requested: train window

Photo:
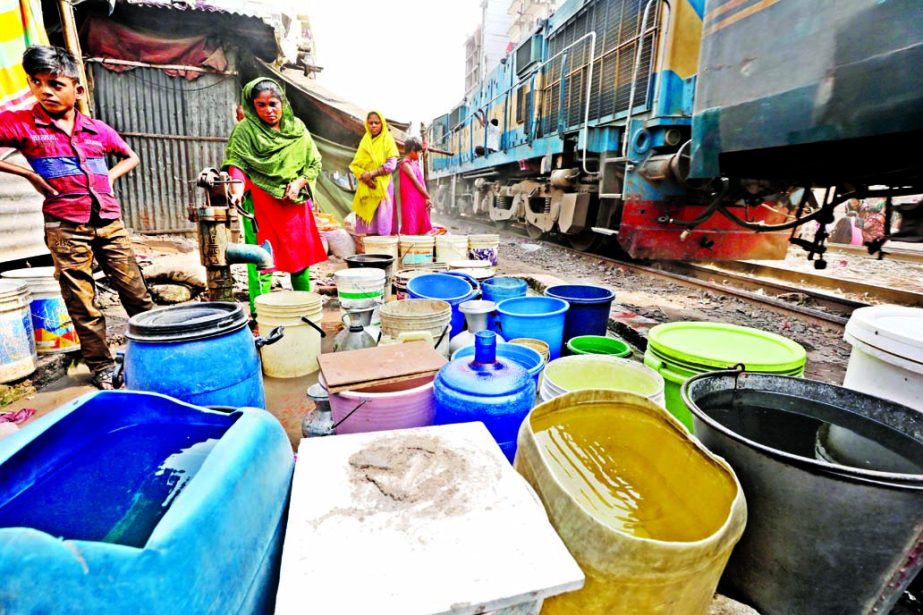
[516,86,527,124]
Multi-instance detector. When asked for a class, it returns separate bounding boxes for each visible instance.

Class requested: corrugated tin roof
[120,0,302,62]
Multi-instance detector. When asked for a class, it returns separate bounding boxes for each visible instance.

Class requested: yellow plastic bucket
[515,390,747,614]
[255,291,325,378]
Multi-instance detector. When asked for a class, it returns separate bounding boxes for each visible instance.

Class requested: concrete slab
[276,423,585,615]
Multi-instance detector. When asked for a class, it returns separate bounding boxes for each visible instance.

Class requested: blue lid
[437,332,531,397]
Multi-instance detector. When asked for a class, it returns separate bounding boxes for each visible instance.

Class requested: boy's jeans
[44,217,155,374]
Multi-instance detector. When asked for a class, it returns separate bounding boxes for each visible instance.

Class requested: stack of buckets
[379,299,453,357]
[644,321,807,431]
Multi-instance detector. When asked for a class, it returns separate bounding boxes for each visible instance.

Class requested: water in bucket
[516,390,745,614]
[683,372,923,613]
[532,403,735,540]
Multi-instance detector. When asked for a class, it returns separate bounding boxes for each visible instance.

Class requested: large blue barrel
[0,390,293,613]
[124,303,267,408]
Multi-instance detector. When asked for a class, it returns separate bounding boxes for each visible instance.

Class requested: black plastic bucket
[682,371,923,614]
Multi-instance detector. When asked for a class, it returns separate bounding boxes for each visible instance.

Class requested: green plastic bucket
[566,335,632,358]
[644,322,807,432]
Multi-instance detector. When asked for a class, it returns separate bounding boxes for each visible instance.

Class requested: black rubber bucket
[682,371,923,614]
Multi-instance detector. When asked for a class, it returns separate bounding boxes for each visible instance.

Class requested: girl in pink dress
[398,137,433,235]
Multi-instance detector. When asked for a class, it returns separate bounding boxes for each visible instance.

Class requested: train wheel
[526,223,546,240]
[566,231,600,252]
[493,219,510,230]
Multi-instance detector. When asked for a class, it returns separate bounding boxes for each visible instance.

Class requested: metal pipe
[226,240,274,270]
[580,31,597,174]
[84,57,238,75]
[621,0,658,160]
[57,0,90,115]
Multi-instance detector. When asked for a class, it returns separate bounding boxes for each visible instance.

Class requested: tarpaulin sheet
[83,17,227,80]
[0,0,47,113]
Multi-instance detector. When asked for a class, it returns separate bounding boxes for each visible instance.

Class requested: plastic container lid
[845,305,923,364]
[647,321,807,373]
[1,266,56,280]
[128,302,248,343]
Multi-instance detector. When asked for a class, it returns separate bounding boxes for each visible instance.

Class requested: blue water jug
[434,331,536,462]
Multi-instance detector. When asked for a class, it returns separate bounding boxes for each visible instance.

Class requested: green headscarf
[223,78,321,202]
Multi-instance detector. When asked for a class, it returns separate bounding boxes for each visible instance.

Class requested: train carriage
[427,0,923,262]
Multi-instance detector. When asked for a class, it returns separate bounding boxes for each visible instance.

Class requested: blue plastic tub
[0,390,294,613]
[544,284,615,342]
[481,277,528,332]
[496,297,569,360]
[123,303,268,409]
[452,341,545,387]
[407,273,479,337]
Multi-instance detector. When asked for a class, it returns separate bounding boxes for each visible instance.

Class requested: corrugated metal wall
[90,62,238,233]
[0,151,47,263]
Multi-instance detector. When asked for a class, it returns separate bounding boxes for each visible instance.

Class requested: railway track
[826,242,923,264]
[440,215,923,329]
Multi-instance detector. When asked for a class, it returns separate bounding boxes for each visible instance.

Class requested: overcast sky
[301,0,484,126]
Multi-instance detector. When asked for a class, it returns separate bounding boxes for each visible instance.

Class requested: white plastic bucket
[379,299,453,358]
[540,355,666,406]
[468,233,500,266]
[399,235,435,266]
[1,267,78,354]
[361,235,399,259]
[842,305,923,412]
[0,280,36,383]
[435,235,469,263]
[335,268,386,326]
[255,291,325,378]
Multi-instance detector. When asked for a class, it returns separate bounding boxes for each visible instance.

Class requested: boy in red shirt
[0,45,154,389]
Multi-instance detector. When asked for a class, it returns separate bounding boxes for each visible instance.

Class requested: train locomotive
[426,0,923,264]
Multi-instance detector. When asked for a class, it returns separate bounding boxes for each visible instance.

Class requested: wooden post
[56,0,90,116]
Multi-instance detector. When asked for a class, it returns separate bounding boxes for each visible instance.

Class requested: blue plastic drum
[123,303,271,409]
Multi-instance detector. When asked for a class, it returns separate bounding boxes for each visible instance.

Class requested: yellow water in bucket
[532,404,734,541]
[516,390,747,614]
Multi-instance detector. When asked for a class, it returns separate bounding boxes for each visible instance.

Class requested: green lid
[647,321,807,373]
